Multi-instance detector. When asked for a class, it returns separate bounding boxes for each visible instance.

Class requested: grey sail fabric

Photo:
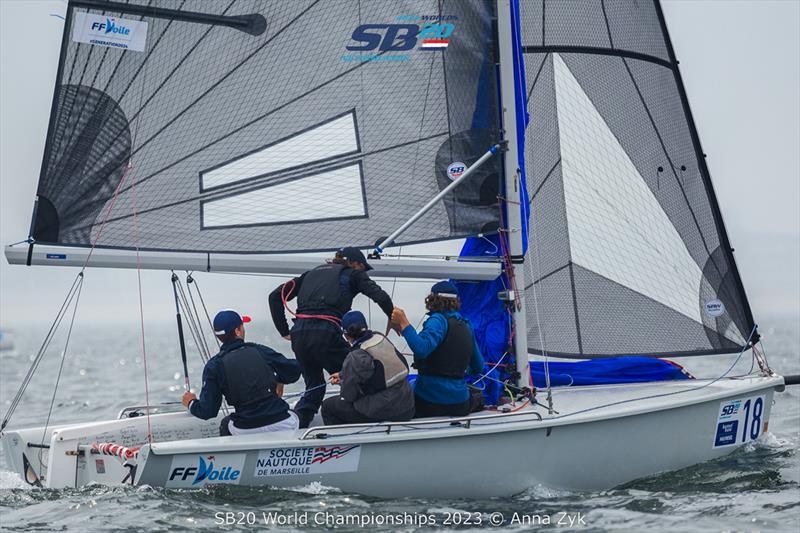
[32,0,500,254]
[519,0,755,357]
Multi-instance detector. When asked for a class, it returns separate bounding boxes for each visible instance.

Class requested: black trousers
[321,396,416,426]
[291,322,349,427]
[414,388,484,418]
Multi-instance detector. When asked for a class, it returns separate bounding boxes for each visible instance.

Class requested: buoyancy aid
[297,264,349,314]
[415,315,472,379]
[359,333,409,388]
[220,342,278,410]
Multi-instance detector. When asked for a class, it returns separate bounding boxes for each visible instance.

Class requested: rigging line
[528,194,552,409]
[183,274,211,358]
[0,274,83,432]
[39,273,85,449]
[175,278,211,363]
[129,17,155,444]
[187,274,219,350]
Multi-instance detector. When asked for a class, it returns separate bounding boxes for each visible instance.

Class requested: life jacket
[359,333,409,389]
[219,342,278,411]
[297,263,350,314]
[415,315,473,379]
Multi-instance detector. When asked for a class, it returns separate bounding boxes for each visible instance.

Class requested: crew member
[268,247,394,428]
[182,309,302,435]
[321,311,414,425]
[390,281,484,418]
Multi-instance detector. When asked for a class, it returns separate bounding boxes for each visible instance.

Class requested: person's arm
[401,314,447,359]
[188,361,223,420]
[257,345,301,384]
[268,275,302,338]
[467,324,485,375]
[352,271,393,318]
[339,349,372,402]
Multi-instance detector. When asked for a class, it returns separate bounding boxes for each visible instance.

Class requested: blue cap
[213,309,251,335]
[431,280,459,299]
[338,247,373,271]
[341,310,368,331]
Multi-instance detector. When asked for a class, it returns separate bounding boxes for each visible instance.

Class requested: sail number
[713,395,765,448]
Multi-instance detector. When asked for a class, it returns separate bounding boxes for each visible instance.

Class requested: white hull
[1,376,783,498]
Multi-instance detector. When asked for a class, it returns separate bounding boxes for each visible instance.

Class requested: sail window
[200,110,360,192]
[201,162,366,228]
[552,53,704,323]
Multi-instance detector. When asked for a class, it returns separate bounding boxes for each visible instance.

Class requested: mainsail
[29,0,501,254]
[519,0,755,357]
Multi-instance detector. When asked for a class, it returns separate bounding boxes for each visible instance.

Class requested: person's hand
[329,372,341,385]
[391,308,410,331]
[275,383,284,397]
[182,391,197,408]
[282,334,291,341]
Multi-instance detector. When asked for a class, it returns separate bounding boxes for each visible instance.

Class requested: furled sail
[519,0,755,357]
[30,0,500,254]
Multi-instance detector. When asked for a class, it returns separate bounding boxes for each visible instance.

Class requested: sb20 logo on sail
[344,22,455,56]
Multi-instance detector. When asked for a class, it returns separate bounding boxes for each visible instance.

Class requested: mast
[496,0,530,388]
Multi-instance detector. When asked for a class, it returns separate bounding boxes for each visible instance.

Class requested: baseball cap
[213,309,251,335]
[339,247,373,271]
[431,280,459,299]
[341,310,368,331]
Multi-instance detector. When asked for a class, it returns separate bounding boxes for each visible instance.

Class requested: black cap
[338,247,372,270]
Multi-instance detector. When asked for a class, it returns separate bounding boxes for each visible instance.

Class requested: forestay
[519,0,755,357]
[30,0,501,255]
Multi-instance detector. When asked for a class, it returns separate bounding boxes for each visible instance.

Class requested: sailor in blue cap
[268,247,395,428]
[320,310,414,425]
[390,281,485,418]
[182,309,302,435]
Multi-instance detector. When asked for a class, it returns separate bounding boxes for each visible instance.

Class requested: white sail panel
[200,111,359,191]
[553,53,703,323]
[202,163,364,228]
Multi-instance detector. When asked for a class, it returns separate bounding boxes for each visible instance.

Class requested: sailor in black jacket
[268,247,394,428]
[182,309,302,435]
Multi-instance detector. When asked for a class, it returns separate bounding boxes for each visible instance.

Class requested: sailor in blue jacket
[182,309,302,436]
[390,281,484,418]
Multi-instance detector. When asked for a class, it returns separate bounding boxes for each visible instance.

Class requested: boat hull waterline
[1,376,781,498]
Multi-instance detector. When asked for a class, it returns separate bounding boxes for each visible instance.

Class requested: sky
[0,0,798,337]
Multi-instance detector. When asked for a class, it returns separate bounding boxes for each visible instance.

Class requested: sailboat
[1,0,794,498]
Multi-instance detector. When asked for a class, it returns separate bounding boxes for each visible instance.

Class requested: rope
[92,442,140,461]
[187,274,220,349]
[39,274,84,449]
[281,279,342,328]
[0,274,83,432]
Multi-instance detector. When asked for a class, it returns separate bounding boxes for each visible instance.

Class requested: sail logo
[342,16,456,62]
[166,453,245,487]
[90,19,131,37]
[72,12,149,52]
[311,445,359,464]
[704,299,726,318]
[447,162,467,181]
[255,445,361,477]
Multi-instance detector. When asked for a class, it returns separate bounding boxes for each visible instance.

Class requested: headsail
[29,0,500,255]
[519,0,755,357]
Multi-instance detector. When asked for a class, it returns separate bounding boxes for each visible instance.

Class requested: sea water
[0,316,797,532]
